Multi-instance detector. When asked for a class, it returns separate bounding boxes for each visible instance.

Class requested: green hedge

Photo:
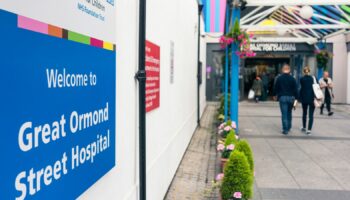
[218,94,231,116]
[220,151,253,200]
[235,140,254,172]
[224,130,238,146]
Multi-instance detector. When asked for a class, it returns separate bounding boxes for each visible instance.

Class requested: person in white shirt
[319,71,334,116]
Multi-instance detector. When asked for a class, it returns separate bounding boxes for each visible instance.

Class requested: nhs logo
[106,0,115,6]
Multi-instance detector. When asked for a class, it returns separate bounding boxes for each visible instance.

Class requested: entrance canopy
[203,0,350,44]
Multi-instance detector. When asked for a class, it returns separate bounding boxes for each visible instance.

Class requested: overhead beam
[249,8,280,25]
[291,31,315,44]
[251,37,318,43]
[335,5,350,23]
[241,24,350,29]
[313,13,349,26]
[323,29,347,39]
[284,6,320,38]
[289,5,350,26]
[241,6,264,22]
[241,6,280,24]
[247,0,350,6]
[295,29,317,38]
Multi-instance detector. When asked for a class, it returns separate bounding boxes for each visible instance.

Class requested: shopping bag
[248,89,255,100]
[312,76,324,100]
[293,100,298,110]
[314,98,322,108]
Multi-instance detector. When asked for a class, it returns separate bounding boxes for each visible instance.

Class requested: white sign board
[250,43,297,52]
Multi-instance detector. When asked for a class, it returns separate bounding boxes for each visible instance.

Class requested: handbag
[314,98,322,108]
[312,76,324,100]
[248,89,255,100]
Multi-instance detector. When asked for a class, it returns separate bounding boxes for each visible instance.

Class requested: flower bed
[213,120,255,200]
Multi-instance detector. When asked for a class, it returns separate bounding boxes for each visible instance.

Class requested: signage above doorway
[250,43,297,52]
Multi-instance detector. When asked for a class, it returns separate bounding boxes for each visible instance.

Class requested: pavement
[165,101,350,200]
[165,103,220,200]
[240,101,350,200]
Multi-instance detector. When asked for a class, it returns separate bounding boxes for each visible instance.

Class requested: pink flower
[227,144,235,151]
[219,36,228,49]
[233,192,242,199]
[235,135,239,140]
[238,34,244,40]
[219,123,225,129]
[218,129,223,135]
[249,33,254,38]
[224,126,231,131]
[217,144,225,151]
[216,173,224,181]
[227,38,234,44]
[220,43,227,49]
[219,36,226,43]
[231,122,237,129]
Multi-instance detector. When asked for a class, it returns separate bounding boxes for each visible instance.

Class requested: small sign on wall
[146,40,160,112]
[170,41,175,84]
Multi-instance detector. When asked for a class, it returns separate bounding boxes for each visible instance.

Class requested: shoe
[282,131,288,135]
[300,127,306,132]
[328,112,334,116]
[306,130,312,135]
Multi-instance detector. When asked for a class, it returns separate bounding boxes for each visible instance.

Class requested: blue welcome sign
[0,9,116,200]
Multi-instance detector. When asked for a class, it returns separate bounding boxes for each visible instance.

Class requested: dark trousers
[321,96,331,113]
[302,103,315,131]
[279,96,295,132]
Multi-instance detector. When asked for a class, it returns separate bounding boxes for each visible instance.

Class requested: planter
[221,158,229,171]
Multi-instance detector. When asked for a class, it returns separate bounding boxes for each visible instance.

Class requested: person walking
[261,72,269,101]
[274,64,298,135]
[252,76,263,103]
[299,67,316,135]
[319,71,334,116]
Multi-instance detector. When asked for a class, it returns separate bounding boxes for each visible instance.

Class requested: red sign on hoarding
[145,40,160,112]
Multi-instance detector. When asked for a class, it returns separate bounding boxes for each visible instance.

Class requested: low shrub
[218,120,236,138]
[220,144,235,159]
[217,114,225,122]
[235,140,254,172]
[220,151,253,200]
[224,130,238,146]
[218,94,231,116]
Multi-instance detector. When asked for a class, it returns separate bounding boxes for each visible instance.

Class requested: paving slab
[165,103,220,200]
[240,101,350,200]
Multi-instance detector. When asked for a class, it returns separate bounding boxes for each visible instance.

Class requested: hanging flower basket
[315,49,333,70]
[219,19,256,58]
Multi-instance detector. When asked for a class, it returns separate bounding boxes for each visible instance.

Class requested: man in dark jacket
[274,64,298,135]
